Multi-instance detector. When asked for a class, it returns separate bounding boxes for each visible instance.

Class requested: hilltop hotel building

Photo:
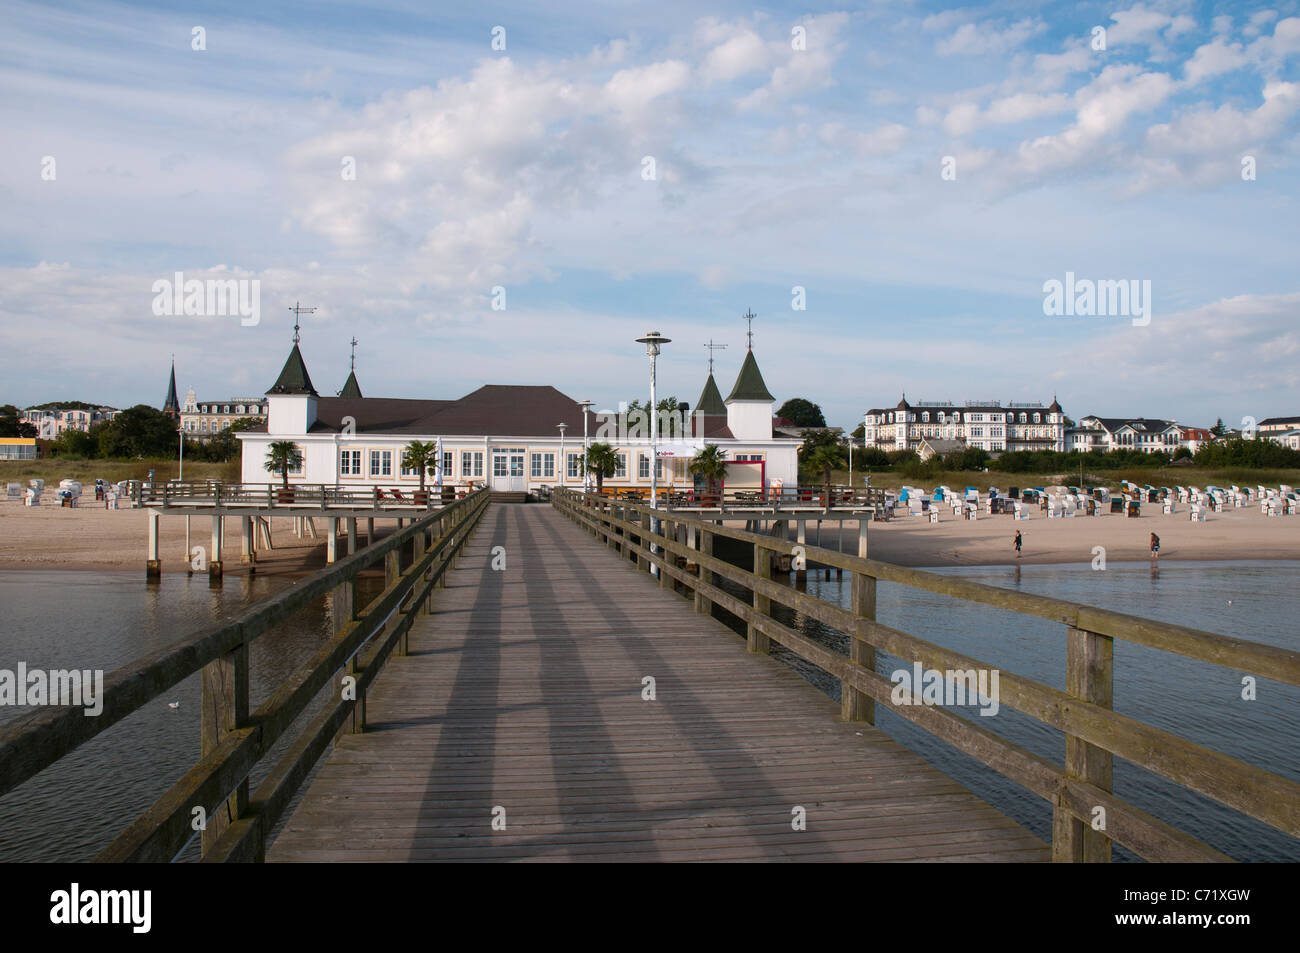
[238,338,799,494]
[863,396,1067,454]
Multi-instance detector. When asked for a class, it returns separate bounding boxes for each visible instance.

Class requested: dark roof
[896,393,910,410]
[726,350,774,402]
[163,362,179,415]
[1086,416,1177,433]
[339,370,363,399]
[300,385,597,437]
[1260,416,1300,426]
[266,345,319,396]
[695,373,727,416]
[1048,396,1062,413]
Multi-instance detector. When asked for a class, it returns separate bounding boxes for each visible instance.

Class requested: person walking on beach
[1014,530,1022,558]
[1150,532,1160,560]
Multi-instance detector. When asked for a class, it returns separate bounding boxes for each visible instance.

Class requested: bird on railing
[167,701,180,710]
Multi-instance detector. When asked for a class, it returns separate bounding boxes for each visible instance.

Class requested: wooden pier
[268,504,1044,861]
[2,489,1297,863]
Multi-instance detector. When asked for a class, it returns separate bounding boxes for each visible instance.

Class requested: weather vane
[350,336,358,372]
[703,339,728,374]
[742,308,757,349]
[289,301,317,345]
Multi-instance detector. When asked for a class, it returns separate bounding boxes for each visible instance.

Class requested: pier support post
[749,541,770,654]
[326,518,339,564]
[658,516,671,589]
[209,515,224,580]
[200,640,248,857]
[185,515,192,576]
[796,519,807,586]
[366,517,374,544]
[843,520,875,724]
[695,523,713,615]
[146,510,162,579]
[1055,627,1114,863]
[240,517,253,564]
[347,517,357,556]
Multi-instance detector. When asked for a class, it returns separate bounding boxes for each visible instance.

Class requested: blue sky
[2,0,1298,429]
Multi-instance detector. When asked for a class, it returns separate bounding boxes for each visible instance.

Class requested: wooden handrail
[0,488,490,862]
[551,487,1300,862]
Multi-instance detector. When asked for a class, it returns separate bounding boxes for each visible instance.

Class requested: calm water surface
[748,559,1300,862]
[0,570,382,862]
[2,561,1297,862]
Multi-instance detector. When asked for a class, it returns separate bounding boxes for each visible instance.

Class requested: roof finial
[289,300,317,346]
[350,336,358,372]
[742,308,756,350]
[703,339,728,375]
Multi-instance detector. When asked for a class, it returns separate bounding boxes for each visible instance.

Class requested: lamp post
[636,332,670,577]
[557,422,567,489]
[578,400,594,491]
[178,427,184,481]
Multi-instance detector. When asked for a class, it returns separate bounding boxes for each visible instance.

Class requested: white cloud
[1183,38,1249,84]
[936,18,1047,56]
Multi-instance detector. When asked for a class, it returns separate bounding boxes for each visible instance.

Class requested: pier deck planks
[269,504,1047,862]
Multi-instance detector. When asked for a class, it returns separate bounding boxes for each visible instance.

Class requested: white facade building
[237,341,799,495]
[863,395,1066,454]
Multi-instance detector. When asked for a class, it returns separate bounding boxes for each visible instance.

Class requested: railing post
[200,639,249,857]
[695,522,712,615]
[749,541,770,654]
[657,514,671,588]
[843,519,875,722]
[1054,626,1114,862]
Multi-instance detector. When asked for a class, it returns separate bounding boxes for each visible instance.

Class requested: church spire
[162,357,180,418]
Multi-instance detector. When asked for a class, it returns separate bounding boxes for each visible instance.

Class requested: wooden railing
[0,488,490,862]
[135,481,477,509]
[589,484,886,509]
[552,487,1300,862]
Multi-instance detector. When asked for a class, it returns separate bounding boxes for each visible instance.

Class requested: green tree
[264,440,303,488]
[688,444,729,496]
[400,440,439,492]
[799,429,847,478]
[1210,417,1227,437]
[805,443,841,489]
[96,405,177,458]
[851,422,865,440]
[585,442,620,492]
[0,405,37,438]
[776,398,826,427]
[626,396,682,437]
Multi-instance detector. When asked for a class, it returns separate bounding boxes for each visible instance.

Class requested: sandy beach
[743,503,1300,567]
[0,501,342,574]
[1,497,1296,572]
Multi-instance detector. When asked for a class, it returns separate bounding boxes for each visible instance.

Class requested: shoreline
[1,499,1295,574]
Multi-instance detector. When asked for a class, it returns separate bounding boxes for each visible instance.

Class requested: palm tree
[806,444,842,504]
[400,440,439,494]
[688,444,728,500]
[264,440,303,489]
[585,442,619,492]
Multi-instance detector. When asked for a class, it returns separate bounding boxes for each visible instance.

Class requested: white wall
[266,394,316,436]
[726,400,772,441]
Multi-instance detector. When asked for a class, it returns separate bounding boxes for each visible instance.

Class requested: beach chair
[24,488,40,506]
[928,510,939,524]
[1163,500,1174,515]
[1013,502,1025,520]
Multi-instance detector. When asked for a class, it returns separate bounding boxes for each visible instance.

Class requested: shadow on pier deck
[269,504,1046,862]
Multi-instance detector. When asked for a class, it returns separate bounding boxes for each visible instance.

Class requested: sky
[2,0,1298,430]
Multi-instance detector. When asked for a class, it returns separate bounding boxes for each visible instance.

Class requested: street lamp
[636,331,670,577]
[557,422,567,489]
[578,400,594,492]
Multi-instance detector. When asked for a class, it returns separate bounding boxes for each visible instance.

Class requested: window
[340,449,361,476]
[462,451,483,477]
[287,453,303,476]
[735,453,763,461]
[614,454,627,479]
[493,454,508,477]
[530,452,555,478]
[1033,413,1041,423]
[567,453,583,478]
[970,427,984,437]
[369,450,391,477]
[223,405,230,414]
[638,455,650,479]
[442,451,453,475]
